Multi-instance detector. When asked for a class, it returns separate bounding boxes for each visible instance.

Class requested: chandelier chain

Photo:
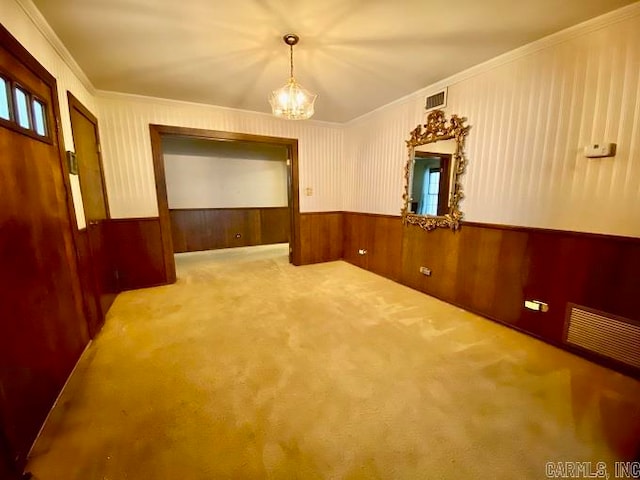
[290,44,294,79]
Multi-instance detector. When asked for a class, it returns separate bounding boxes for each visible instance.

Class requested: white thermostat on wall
[584,143,616,158]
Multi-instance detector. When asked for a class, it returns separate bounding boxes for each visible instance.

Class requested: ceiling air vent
[425,88,447,112]
[564,304,640,371]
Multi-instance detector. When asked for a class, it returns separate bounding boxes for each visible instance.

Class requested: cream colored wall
[164,154,288,209]
[1,0,97,229]
[6,0,640,237]
[97,93,344,217]
[344,4,640,238]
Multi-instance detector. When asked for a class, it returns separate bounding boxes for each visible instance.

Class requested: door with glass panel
[0,25,89,473]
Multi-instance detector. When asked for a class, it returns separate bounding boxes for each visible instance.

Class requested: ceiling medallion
[269,34,317,120]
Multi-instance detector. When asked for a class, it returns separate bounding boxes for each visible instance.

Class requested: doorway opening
[149,126,301,283]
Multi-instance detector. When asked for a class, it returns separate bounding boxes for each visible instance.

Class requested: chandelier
[269,34,317,120]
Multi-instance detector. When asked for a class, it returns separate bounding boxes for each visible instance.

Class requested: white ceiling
[33,0,637,122]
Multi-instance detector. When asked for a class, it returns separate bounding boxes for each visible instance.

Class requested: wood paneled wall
[76,218,166,318]
[75,228,111,336]
[343,213,403,281]
[338,212,640,375]
[106,218,167,290]
[400,222,640,345]
[87,223,119,317]
[299,212,344,265]
[77,210,640,377]
[170,207,289,253]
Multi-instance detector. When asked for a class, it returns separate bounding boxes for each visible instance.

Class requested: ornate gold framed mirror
[402,109,470,231]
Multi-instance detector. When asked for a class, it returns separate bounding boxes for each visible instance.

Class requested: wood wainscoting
[401,222,640,345]
[76,218,166,309]
[72,208,640,377]
[106,218,167,291]
[75,227,116,336]
[339,213,640,376]
[170,207,289,253]
[343,212,403,281]
[299,212,344,264]
[402,222,640,375]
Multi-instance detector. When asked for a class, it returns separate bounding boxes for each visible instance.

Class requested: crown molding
[95,90,344,128]
[15,0,95,94]
[346,1,640,125]
[13,0,639,126]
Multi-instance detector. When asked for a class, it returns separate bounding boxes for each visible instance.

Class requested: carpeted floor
[26,244,640,479]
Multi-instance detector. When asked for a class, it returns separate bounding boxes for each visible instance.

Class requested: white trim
[345,1,640,125]
[95,90,344,128]
[14,0,95,94]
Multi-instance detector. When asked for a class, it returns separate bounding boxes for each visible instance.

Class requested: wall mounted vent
[564,304,640,370]
[425,88,447,112]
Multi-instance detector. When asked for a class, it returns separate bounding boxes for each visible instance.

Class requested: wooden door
[0,429,18,480]
[0,26,89,471]
[68,93,115,333]
[68,93,109,220]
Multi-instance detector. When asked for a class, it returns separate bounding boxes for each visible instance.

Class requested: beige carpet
[26,244,640,479]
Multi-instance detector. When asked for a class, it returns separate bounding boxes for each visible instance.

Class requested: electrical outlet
[358,249,367,255]
[524,300,549,312]
[419,266,431,276]
[305,187,313,196]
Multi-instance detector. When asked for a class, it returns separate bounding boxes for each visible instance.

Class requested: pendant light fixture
[269,34,317,120]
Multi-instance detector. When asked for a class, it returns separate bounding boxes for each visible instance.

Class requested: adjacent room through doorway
[149,126,302,283]
[162,137,290,260]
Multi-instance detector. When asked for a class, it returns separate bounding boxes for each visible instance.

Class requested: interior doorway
[67,92,115,336]
[149,126,301,283]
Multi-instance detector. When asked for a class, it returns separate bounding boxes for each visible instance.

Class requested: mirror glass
[402,110,470,231]
[408,140,455,216]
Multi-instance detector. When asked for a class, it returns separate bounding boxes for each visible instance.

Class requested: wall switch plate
[66,151,78,175]
[419,266,431,276]
[584,143,616,158]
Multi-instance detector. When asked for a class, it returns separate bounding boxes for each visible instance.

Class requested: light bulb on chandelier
[269,34,317,120]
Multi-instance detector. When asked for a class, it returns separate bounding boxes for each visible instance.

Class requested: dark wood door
[68,93,115,333]
[0,429,18,480]
[0,26,90,471]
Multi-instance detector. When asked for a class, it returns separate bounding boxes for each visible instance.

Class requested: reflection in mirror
[409,140,454,216]
[402,110,470,231]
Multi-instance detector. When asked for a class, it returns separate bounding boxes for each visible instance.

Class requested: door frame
[149,125,301,283]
